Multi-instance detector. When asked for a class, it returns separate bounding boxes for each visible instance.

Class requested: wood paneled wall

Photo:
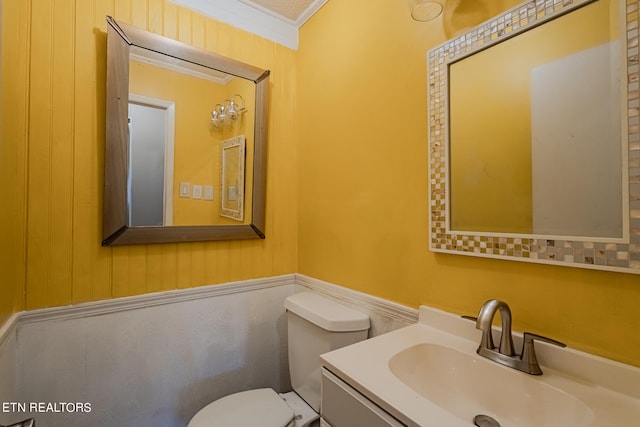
[0,0,298,315]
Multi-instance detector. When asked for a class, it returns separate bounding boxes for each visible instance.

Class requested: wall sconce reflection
[211,94,246,128]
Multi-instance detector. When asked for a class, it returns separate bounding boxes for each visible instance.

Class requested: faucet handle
[523,332,566,348]
[521,332,566,375]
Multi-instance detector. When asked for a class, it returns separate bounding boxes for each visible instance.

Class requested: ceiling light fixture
[411,0,443,22]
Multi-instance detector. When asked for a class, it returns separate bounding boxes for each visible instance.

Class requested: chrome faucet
[473,299,566,375]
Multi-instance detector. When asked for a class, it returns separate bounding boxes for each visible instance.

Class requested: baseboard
[0,312,18,349]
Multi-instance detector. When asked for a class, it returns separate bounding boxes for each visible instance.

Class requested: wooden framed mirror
[103,16,270,245]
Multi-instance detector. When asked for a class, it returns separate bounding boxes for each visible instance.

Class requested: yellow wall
[297,0,640,367]
[0,0,298,312]
[0,0,29,325]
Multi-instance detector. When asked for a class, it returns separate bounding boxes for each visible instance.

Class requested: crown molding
[239,0,328,28]
[170,0,322,50]
[296,0,329,27]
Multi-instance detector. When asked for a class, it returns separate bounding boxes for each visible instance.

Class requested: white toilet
[187,292,371,427]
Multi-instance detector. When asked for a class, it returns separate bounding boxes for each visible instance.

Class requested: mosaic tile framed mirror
[428,0,640,273]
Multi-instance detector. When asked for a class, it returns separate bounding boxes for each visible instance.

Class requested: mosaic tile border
[428,0,640,273]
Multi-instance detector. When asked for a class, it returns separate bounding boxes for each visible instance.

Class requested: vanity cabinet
[320,368,406,427]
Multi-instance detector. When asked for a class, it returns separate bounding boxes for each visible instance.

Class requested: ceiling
[170,0,329,50]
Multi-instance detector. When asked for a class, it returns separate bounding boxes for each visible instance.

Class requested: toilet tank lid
[284,292,370,332]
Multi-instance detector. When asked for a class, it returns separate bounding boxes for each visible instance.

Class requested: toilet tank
[284,292,370,412]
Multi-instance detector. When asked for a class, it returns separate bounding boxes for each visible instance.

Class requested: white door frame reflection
[128,94,176,227]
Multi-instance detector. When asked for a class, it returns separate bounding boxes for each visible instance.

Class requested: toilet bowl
[187,292,370,427]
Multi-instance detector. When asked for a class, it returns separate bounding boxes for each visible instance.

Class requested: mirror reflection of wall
[442,0,499,38]
[220,135,246,222]
[127,47,255,227]
[448,0,623,238]
[530,42,622,238]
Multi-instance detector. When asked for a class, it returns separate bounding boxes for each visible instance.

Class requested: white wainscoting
[0,275,417,427]
[294,274,418,336]
[0,314,18,425]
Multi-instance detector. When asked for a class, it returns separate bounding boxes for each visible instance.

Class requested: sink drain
[473,414,501,427]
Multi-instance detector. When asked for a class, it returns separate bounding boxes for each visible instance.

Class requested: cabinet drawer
[321,368,406,427]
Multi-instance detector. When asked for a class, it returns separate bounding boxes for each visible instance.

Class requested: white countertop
[320,305,640,427]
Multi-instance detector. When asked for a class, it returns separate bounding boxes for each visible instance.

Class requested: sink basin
[389,343,594,427]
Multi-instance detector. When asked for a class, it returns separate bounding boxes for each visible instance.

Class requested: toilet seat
[187,388,295,427]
